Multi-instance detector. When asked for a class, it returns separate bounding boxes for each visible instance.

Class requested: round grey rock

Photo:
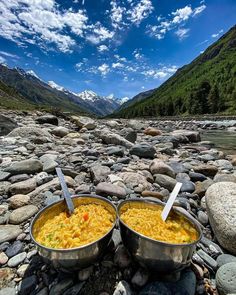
[216,262,236,295]
[217,254,236,268]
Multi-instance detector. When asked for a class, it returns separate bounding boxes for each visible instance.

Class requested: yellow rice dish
[35,204,114,249]
[120,207,198,244]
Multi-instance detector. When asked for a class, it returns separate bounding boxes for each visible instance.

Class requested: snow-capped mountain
[48,80,65,92]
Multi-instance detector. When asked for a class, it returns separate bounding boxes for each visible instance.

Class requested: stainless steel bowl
[117,199,202,273]
[30,194,117,271]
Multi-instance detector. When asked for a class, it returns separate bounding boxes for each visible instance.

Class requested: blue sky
[0,0,235,100]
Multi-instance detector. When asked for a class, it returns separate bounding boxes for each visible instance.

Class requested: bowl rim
[117,198,202,247]
[30,194,117,253]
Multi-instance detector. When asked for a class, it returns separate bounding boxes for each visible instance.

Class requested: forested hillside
[114,25,236,118]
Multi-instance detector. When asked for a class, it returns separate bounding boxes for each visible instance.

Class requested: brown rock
[9,205,38,225]
[8,194,30,209]
[0,268,14,288]
[141,190,165,200]
[194,180,214,197]
[193,164,218,177]
[8,178,36,195]
[96,182,127,199]
[149,159,175,178]
[144,127,162,136]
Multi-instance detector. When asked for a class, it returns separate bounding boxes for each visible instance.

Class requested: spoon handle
[161,182,182,222]
[56,167,74,215]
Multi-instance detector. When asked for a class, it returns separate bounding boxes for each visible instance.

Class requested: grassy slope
[114,25,236,118]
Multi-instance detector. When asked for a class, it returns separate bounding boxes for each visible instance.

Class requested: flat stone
[0,225,22,243]
[5,240,23,258]
[17,264,29,277]
[141,190,165,200]
[71,116,95,130]
[179,180,195,193]
[18,274,38,295]
[90,164,111,185]
[168,162,188,174]
[0,171,11,181]
[96,130,133,148]
[62,283,85,295]
[193,164,218,177]
[206,182,236,255]
[9,174,29,184]
[214,173,236,183]
[171,129,201,142]
[5,159,43,175]
[106,146,125,157]
[7,252,26,267]
[154,174,177,191]
[49,278,73,295]
[216,263,236,295]
[8,194,30,209]
[130,143,156,159]
[149,159,175,178]
[189,172,207,182]
[9,205,38,225]
[8,178,36,195]
[36,115,58,126]
[217,254,236,268]
[96,182,127,199]
[197,249,217,270]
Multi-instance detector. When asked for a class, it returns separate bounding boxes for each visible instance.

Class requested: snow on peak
[48,80,65,92]
[119,96,129,104]
[26,70,39,79]
[76,90,99,101]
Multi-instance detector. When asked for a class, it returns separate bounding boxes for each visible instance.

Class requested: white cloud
[98,63,110,76]
[211,29,223,38]
[127,0,154,25]
[193,4,206,16]
[97,44,109,52]
[112,62,124,68]
[147,3,206,40]
[110,0,126,29]
[142,65,177,79]
[175,28,190,40]
[0,51,19,59]
[86,22,114,44]
[172,6,193,24]
[0,56,6,64]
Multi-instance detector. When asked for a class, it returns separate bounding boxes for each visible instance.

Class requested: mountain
[0,65,123,116]
[114,25,236,118]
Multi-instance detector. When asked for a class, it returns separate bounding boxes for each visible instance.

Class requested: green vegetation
[114,25,236,118]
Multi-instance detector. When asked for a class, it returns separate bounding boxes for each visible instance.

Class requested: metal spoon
[161,182,182,222]
[56,167,74,215]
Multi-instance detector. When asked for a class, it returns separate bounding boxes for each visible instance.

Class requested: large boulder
[7,127,52,140]
[96,130,133,148]
[171,129,201,142]
[5,159,43,175]
[0,114,17,136]
[71,116,96,130]
[206,182,236,254]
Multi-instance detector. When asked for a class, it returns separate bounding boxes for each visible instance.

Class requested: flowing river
[201,129,236,154]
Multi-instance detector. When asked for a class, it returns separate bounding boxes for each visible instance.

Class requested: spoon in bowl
[56,167,74,215]
[161,182,182,222]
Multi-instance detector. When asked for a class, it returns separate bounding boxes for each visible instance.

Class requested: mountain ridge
[113,25,236,118]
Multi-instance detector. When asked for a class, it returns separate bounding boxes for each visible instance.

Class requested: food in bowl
[120,206,198,244]
[35,203,114,249]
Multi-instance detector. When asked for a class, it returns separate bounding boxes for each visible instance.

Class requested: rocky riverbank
[0,110,236,295]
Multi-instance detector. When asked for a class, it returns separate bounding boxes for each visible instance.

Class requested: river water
[201,130,236,154]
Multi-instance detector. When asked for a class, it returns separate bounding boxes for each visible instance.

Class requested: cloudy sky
[0,0,235,99]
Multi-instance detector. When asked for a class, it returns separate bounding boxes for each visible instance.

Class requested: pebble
[0,252,8,265]
[114,245,131,268]
[216,262,236,295]
[5,240,23,258]
[0,225,22,243]
[78,266,93,281]
[131,268,149,287]
[96,182,127,198]
[0,287,16,295]
[7,252,26,267]
[217,254,236,268]
[197,249,218,270]
[5,159,43,175]
[130,143,156,159]
[8,194,30,209]
[49,278,73,295]
[8,178,37,195]
[9,205,38,224]
[197,210,209,226]
[16,264,29,277]
[18,274,38,295]
[154,174,177,191]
